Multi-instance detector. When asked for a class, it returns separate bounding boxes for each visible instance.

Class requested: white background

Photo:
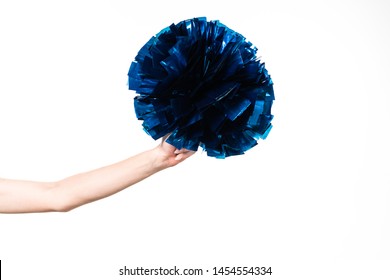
[0,0,389,279]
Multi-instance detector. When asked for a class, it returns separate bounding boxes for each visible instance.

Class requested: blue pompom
[128,17,274,158]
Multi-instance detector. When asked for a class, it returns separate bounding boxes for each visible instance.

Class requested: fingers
[174,148,188,154]
[174,149,195,161]
[175,153,184,161]
[174,148,191,155]
[161,134,170,143]
[159,135,196,163]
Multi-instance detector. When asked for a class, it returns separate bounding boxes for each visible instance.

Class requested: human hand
[153,135,196,169]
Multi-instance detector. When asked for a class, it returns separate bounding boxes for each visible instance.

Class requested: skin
[0,138,195,213]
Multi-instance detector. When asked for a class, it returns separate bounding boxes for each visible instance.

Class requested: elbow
[50,194,79,213]
[52,203,76,213]
[46,182,79,213]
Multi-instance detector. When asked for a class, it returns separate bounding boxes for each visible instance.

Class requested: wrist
[150,146,171,171]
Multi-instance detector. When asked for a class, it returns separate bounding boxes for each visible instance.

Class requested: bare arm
[0,140,194,213]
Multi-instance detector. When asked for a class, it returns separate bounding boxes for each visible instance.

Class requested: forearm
[51,147,168,212]
[0,178,54,213]
[0,148,168,213]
